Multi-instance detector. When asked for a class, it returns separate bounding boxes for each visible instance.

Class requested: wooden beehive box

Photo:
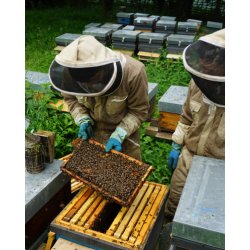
[50,181,168,250]
[158,85,188,132]
[61,139,154,207]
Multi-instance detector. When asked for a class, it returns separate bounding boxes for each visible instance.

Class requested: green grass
[25,6,192,185]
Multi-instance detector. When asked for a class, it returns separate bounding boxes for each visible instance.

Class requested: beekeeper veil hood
[183,29,225,105]
[49,35,126,97]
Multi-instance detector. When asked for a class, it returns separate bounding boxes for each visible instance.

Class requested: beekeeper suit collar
[49,35,126,97]
[183,29,225,105]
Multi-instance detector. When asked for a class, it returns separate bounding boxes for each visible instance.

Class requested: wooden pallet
[48,181,168,250]
[145,118,173,141]
[166,53,182,60]
[138,51,160,62]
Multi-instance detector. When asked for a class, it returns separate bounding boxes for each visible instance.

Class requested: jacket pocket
[106,95,128,116]
[189,100,201,123]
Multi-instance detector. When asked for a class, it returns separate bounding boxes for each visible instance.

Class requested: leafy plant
[25,81,78,158]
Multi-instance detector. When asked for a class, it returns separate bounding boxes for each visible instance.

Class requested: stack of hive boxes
[155,19,176,35]
[138,32,167,53]
[55,33,81,46]
[82,27,113,46]
[158,85,188,132]
[101,23,123,32]
[112,30,141,53]
[134,17,156,32]
[176,21,198,36]
[206,21,223,33]
[116,12,134,25]
[166,34,195,54]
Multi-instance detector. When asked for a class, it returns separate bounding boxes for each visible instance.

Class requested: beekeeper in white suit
[165,29,225,220]
[49,35,149,160]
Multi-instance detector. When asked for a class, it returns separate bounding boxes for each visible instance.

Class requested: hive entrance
[91,202,121,233]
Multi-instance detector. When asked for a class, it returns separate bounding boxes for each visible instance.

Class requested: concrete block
[158,85,188,113]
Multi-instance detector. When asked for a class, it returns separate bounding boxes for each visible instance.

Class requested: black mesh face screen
[49,60,122,96]
[192,74,225,105]
[185,40,225,78]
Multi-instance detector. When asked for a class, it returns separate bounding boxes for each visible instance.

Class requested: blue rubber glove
[105,127,127,152]
[168,142,182,172]
[78,122,93,140]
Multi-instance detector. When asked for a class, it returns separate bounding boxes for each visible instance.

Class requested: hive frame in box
[61,139,154,207]
[48,181,168,250]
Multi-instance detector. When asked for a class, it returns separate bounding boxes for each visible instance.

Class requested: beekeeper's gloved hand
[78,115,94,140]
[168,142,182,172]
[105,127,127,152]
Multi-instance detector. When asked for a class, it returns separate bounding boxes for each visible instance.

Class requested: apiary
[176,21,198,36]
[82,27,113,46]
[101,23,123,32]
[112,30,141,52]
[206,21,223,33]
[122,25,135,31]
[116,12,134,25]
[158,85,188,132]
[167,34,195,54]
[134,17,156,32]
[160,16,176,21]
[49,181,168,250]
[155,20,176,35]
[55,33,82,46]
[61,139,154,207]
[138,32,166,53]
[84,22,102,29]
[134,13,150,18]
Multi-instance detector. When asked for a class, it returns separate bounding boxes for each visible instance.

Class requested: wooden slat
[128,185,161,243]
[121,184,155,241]
[134,185,167,246]
[77,196,103,226]
[158,111,180,132]
[138,51,160,59]
[71,183,84,193]
[114,183,149,238]
[84,200,108,229]
[70,191,99,224]
[145,126,173,141]
[49,99,69,112]
[166,53,182,60]
[63,188,94,222]
[55,219,135,249]
[55,187,88,223]
[106,206,129,236]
